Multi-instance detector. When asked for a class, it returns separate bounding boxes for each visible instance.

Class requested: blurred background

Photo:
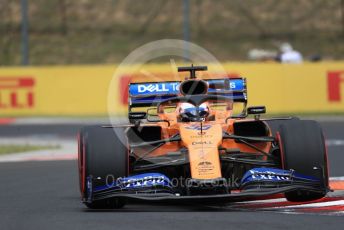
[0,0,343,117]
[0,0,343,158]
[1,0,344,65]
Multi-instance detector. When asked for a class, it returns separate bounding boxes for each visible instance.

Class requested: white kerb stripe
[272,200,344,209]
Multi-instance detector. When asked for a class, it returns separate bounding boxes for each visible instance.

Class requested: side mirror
[129,112,147,124]
[247,106,266,115]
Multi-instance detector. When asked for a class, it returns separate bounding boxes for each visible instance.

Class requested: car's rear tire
[278,120,329,202]
[78,126,128,209]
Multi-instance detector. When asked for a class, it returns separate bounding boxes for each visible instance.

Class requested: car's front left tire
[278,120,329,202]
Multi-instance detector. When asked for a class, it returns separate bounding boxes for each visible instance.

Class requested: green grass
[0,144,60,155]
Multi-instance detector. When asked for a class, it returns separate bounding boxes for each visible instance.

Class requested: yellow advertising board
[222,62,344,114]
[0,62,343,116]
[0,65,117,116]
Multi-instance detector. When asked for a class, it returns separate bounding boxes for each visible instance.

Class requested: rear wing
[128,78,247,110]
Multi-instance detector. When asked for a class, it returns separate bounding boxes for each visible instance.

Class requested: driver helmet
[179,102,210,121]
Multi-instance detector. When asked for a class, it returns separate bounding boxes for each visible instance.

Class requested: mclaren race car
[78,65,329,209]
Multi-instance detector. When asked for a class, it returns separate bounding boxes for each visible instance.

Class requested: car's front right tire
[78,126,128,209]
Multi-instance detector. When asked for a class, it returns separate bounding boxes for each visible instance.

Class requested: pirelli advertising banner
[0,62,343,116]
[0,65,116,116]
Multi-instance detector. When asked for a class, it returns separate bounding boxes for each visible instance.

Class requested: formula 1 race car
[78,65,329,209]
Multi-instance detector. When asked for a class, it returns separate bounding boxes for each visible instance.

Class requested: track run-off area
[0,119,343,230]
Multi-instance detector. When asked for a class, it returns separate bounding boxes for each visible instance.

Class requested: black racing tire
[278,120,329,202]
[78,126,128,209]
[264,117,300,137]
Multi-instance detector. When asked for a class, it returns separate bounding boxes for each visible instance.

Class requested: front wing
[84,168,329,205]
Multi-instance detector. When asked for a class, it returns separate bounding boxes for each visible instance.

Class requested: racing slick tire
[78,126,128,209]
[278,120,329,202]
[264,117,300,137]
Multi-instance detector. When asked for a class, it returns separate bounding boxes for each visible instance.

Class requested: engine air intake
[179,79,208,96]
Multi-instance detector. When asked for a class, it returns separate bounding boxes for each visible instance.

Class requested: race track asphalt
[0,120,343,230]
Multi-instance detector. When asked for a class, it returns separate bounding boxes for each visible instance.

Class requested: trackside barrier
[0,62,343,116]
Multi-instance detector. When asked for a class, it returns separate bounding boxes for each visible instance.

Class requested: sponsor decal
[196,160,215,175]
[241,168,292,185]
[207,78,244,91]
[190,134,213,139]
[130,82,179,95]
[198,161,212,166]
[0,77,35,109]
[130,80,243,94]
[103,173,171,190]
[241,168,319,185]
[123,75,246,105]
[249,169,290,181]
[187,124,213,139]
[185,124,212,131]
[122,175,167,188]
[138,83,178,93]
[192,141,213,145]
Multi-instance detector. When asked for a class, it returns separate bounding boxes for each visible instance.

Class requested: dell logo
[137,84,169,93]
